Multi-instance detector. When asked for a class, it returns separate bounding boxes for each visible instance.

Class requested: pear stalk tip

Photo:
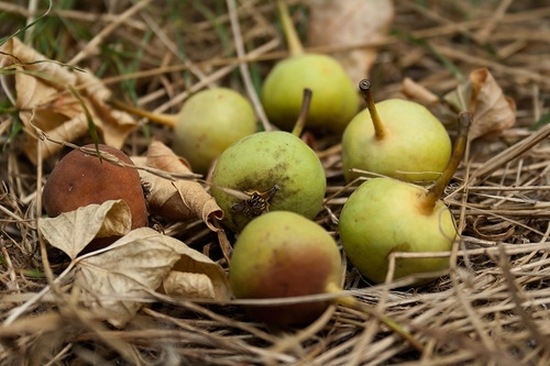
[358,79,386,140]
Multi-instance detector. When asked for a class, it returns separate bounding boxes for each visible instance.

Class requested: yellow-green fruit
[261,54,359,133]
[341,99,451,183]
[172,88,257,174]
[230,211,342,327]
[211,131,326,232]
[339,177,456,284]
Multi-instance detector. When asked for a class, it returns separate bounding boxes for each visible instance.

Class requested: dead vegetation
[2,0,550,365]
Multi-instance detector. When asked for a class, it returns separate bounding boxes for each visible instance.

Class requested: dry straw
[2,0,550,364]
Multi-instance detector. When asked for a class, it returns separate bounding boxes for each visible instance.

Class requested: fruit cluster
[42,1,469,332]
[220,1,469,330]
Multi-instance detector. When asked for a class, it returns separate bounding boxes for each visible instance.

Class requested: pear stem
[109,99,177,128]
[276,0,304,56]
[324,282,425,353]
[422,111,471,212]
[291,88,312,137]
[358,79,386,140]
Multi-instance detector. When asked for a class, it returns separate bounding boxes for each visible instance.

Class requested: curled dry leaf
[162,248,231,301]
[444,67,516,139]
[132,141,223,231]
[73,227,186,328]
[0,37,137,163]
[469,68,516,138]
[38,200,132,259]
[307,0,394,82]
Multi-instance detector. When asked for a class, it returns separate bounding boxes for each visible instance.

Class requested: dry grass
[2,0,550,365]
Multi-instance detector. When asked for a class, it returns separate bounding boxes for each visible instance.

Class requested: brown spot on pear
[229,211,342,327]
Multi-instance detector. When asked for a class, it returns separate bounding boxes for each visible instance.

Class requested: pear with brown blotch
[229,211,342,327]
[229,210,427,352]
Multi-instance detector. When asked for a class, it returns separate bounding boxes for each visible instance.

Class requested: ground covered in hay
[2,1,550,365]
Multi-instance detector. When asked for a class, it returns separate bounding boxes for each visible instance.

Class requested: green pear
[342,80,451,183]
[172,88,257,174]
[210,130,326,232]
[339,177,456,284]
[229,211,342,327]
[339,112,471,284]
[260,0,359,133]
[262,54,359,133]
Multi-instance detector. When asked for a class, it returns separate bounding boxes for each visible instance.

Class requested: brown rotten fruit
[42,144,148,250]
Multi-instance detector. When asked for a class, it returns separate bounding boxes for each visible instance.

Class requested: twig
[69,0,153,65]
[497,243,550,350]
[226,0,273,131]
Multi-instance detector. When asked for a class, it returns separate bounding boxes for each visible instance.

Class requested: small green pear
[262,54,359,133]
[261,0,359,133]
[229,211,342,327]
[172,88,257,174]
[342,80,452,183]
[339,112,471,284]
[110,87,257,174]
[339,177,456,284]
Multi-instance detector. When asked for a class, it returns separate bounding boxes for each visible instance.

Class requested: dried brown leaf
[468,68,516,139]
[38,200,132,259]
[444,68,516,139]
[163,272,220,299]
[74,227,185,328]
[0,37,138,163]
[307,0,394,81]
[162,248,231,301]
[133,141,223,230]
[145,140,193,173]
